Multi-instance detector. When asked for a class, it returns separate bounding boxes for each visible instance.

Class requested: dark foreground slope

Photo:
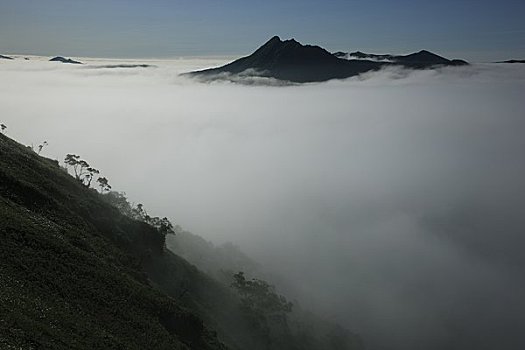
[0,133,223,350]
[186,36,468,83]
[0,133,363,350]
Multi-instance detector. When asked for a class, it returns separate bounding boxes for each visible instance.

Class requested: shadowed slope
[0,133,224,350]
[0,133,363,350]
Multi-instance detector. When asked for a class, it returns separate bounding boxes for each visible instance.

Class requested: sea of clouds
[1,57,524,350]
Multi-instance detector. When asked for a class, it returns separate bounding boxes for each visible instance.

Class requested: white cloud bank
[1,58,525,350]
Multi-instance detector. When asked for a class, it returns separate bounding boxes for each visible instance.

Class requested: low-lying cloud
[1,58,524,350]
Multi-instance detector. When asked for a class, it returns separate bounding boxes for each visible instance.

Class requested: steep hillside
[165,230,364,350]
[0,133,224,349]
[166,230,260,281]
[0,133,363,349]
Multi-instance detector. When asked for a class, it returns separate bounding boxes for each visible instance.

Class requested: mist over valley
[1,55,525,349]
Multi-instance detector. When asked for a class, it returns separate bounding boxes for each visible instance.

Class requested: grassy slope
[0,133,225,350]
[0,133,364,350]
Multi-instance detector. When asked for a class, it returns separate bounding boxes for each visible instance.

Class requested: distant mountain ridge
[50,56,83,64]
[335,50,468,67]
[497,59,525,63]
[187,36,469,83]
[90,64,154,69]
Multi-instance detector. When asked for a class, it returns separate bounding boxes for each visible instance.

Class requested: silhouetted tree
[232,272,293,347]
[37,141,48,154]
[64,154,81,178]
[97,177,111,193]
[232,272,293,315]
[101,192,176,242]
[83,167,100,187]
[63,154,99,187]
[132,203,147,221]
[150,217,175,235]
[102,191,134,217]
[77,160,90,180]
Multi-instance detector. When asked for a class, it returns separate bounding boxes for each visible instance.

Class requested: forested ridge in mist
[0,133,223,349]
[0,132,362,349]
[166,229,260,282]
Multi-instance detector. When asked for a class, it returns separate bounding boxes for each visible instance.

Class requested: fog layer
[1,58,524,350]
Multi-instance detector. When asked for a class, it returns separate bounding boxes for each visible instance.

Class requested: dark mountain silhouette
[336,50,468,68]
[50,56,83,64]
[0,54,14,60]
[187,36,383,83]
[497,59,525,63]
[187,36,468,83]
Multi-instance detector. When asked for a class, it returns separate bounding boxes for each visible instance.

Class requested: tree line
[63,153,173,238]
[64,154,111,192]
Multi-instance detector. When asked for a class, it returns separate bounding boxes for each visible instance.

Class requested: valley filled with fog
[1,58,524,350]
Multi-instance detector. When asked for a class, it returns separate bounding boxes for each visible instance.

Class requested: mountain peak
[187,37,468,84]
[187,36,381,83]
[259,36,301,50]
[400,50,450,65]
[260,35,287,47]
